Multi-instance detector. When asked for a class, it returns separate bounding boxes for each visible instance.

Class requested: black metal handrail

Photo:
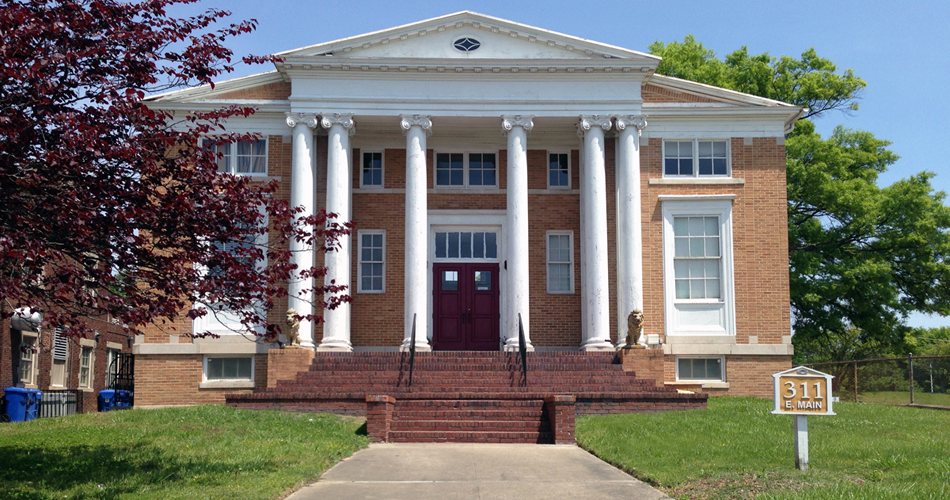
[518,313,527,386]
[408,313,417,387]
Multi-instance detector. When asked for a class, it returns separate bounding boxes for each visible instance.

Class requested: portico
[285,111,647,352]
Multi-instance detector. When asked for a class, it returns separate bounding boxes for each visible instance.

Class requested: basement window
[676,357,724,382]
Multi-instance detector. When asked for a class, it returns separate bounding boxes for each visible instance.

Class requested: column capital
[577,115,612,136]
[320,113,357,135]
[614,115,647,135]
[399,115,433,136]
[501,115,535,136]
[285,112,319,129]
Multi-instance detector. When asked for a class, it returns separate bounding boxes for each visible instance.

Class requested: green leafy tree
[649,38,950,362]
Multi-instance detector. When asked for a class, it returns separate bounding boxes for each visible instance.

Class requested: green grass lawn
[576,397,950,500]
[0,405,369,500]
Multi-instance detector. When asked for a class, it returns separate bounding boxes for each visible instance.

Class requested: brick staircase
[226,351,706,443]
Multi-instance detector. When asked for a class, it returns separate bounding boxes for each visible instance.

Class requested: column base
[579,340,615,352]
[503,340,535,352]
[399,342,431,353]
[316,339,353,352]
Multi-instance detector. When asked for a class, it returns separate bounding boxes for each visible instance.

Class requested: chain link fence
[804,355,950,408]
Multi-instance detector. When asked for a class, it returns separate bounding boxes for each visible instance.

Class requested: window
[204,138,268,176]
[664,140,729,177]
[673,216,721,300]
[358,231,385,293]
[194,206,268,336]
[106,349,120,389]
[79,347,93,389]
[361,151,383,188]
[546,232,574,293]
[548,153,570,188]
[435,231,498,259]
[435,152,497,188]
[676,357,725,382]
[205,357,253,381]
[50,328,69,387]
[18,334,37,386]
[662,199,735,336]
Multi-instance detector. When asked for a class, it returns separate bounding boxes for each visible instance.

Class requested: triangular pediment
[278,11,660,63]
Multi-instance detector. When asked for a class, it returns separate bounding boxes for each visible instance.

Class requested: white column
[400,115,433,352]
[318,113,356,352]
[285,113,319,348]
[615,115,647,346]
[502,115,535,352]
[578,116,613,351]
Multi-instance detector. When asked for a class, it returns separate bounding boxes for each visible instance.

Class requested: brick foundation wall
[266,348,314,388]
[661,354,792,398]
[135,353,267,407]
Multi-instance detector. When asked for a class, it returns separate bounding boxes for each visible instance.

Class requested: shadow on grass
[354,421,367,436]
[0,442,280,499]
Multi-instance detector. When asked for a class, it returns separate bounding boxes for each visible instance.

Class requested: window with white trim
[358,231,385,293]
[434,231,498,259]
[204,356,253,381]
[548,152,570,188]
[49,328,69,387]
[673,217,721,300]
[361,151,383,188]
[18,332,37,386]
[662,199,735,336]
[193,208,268,336]
[546,232,574,293]
[203,138,268,176]
[664,140,729,177]
[435,152,497,188]
[79,346,93,389]
[676,357,725,382]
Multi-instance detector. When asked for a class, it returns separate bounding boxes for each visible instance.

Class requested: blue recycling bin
[26,389,42,420]
[98,389,115,412]
[4,387,30,422]
[114,390,133,408]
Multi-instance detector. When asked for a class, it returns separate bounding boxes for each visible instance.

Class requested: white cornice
[277,58,655,78]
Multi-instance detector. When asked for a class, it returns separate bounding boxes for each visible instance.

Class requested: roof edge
[647,74,798,108]
[143,70,284,102]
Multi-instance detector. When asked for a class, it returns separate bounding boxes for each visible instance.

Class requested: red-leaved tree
[0,0,350,340]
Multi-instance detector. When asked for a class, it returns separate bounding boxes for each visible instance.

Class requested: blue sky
[173,0,949,328]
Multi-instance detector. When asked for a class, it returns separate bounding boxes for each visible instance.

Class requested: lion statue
[625,309,644,348]
[285,308,301,348]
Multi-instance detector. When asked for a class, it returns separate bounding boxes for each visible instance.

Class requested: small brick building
[137,12,801,407]
[2,308,133,414]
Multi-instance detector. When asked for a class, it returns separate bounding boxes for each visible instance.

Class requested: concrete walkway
[287,443,670,499]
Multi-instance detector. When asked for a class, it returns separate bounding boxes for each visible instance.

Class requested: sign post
[772,367,836,471]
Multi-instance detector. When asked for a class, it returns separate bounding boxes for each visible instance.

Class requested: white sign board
[772,366,836,416]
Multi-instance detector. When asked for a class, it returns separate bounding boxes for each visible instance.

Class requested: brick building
[138,12,802,407]
[2,307,133,414]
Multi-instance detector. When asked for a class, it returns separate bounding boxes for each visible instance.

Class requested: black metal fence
[38,389,83,418]
[805,355,950,408]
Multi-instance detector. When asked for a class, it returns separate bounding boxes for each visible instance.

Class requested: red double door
[432,263,500,351]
